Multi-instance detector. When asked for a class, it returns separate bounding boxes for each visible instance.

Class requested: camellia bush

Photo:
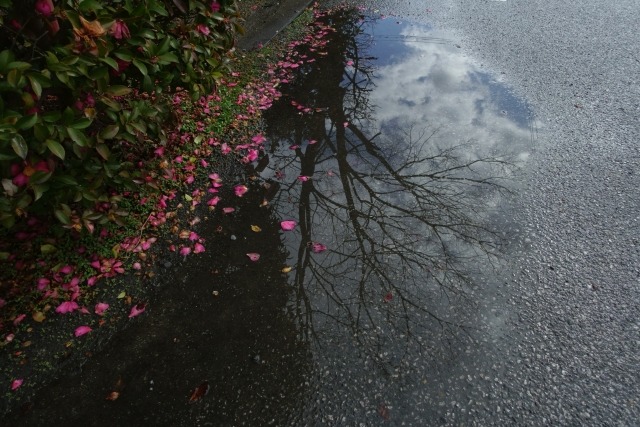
[0,0,240,231]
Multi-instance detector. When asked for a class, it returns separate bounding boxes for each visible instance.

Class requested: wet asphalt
[5,2,637,425]
[326,0,640,425]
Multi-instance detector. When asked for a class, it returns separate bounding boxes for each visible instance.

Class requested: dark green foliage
[0,0,241,230]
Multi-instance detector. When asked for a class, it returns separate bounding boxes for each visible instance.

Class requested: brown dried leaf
[105,391,120,401]
[188,381,209,403]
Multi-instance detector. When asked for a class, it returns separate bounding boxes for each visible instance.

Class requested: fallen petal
[311,242,327,253]
[280,220,297,231]
[11,379,23,391]
[74,325,92,337]
[95,302,109,315]
[189,381,210,403]
[246,253,260,262]
[222,207,235,214]
[128,303,146,318]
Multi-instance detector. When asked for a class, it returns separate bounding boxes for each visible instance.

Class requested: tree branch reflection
[261,8,512,363]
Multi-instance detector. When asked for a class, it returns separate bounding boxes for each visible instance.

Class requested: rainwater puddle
[254,10,534,425]
[8,9,535,426]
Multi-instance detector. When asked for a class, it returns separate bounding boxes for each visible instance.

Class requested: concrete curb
[237,0,314,50]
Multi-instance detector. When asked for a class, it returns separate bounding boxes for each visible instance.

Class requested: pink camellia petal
[74,325,92,337]
[246,253,260,262]
[188,231,199,241]
[193,243,205,254]
[207,196,220,206]
[343,122,349,128]
[95,303,109,315]
[55,301,79,314]
[180,246,192,256]
[11,379,23,391]
[280,220,297,231]
[234,185,248,197]
[13,314,26,326]
[132,262,142,270]
[129,303,146,318]
[297,175,311,182]
[311,242,327,253]
[222,207,235,214]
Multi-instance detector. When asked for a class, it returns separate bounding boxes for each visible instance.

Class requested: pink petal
[129,303,146,318]
[188,231,199,241]
[11,379,23,391]
[74,325,92,337]
[95,303,109,315]
[234,185,248,197]
[297,175,311,182]
[180,246,192,256]
[193,243,205,253]
[56,301,79,314]
[246,253,260,262]
[280,220,297,231]
[311,242,327,253]
[13,314,26,326]
[132,262,142,270]
[343,122,349,127]
[222,207,235,214]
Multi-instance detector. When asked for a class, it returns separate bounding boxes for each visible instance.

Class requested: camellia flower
[35,0,54,16]
[110,20,130,40]
[196,24,210,36]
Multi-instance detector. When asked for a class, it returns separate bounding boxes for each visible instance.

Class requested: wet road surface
[7,2,639,425]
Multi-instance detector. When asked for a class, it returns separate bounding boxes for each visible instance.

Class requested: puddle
[7,9,535,426]
[256,11,534,424]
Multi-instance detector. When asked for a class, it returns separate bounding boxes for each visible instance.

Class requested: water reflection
[259,8,532,422]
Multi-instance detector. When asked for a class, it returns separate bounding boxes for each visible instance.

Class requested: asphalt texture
[321,0,640,424]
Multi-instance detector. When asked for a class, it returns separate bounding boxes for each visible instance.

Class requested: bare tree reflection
[261,9,511,365]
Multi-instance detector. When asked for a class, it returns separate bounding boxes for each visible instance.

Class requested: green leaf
[96,144,110,160]
[100,96,121,111]
[27,75,43,98]
[132,59,148,76]
[30,171,52,185]
[99,124,119,139]
[104,85,132,96]
[100,57,119,71]
[7,69,21,87]
[15,113,38,130]
[46,139,65,160]
[70,118,92,129]
[31,183,49,201]
[7,61,31,71]
[55,175,78,185]
[157,53,179,63]
[40,244,57,255]
[78,0,103,12]
[11,135,28,159]
[67,127,88,147]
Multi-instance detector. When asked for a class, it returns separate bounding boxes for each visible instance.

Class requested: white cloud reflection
[362,19,534,162]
